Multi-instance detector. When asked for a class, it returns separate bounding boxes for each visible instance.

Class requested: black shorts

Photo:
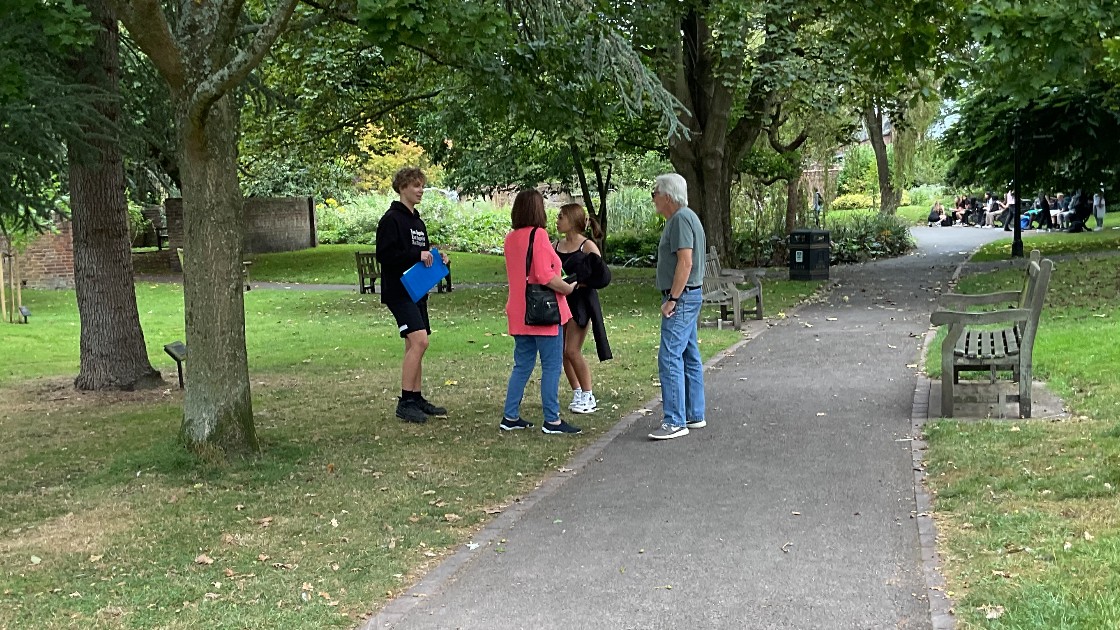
[386,297,431,338]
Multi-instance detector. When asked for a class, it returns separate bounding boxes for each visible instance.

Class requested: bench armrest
[937,291,1021,308]
[930,308,1030,327]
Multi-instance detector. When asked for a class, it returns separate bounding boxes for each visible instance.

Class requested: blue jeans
[658,290,705,428]
[503,329,564,422]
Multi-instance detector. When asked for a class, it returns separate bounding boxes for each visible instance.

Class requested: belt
[662,285,701,297]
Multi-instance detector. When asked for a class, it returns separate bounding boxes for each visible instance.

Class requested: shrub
[603,230,661,267]
[831,193,875,210]
[827,210,915,264]
[907,184,945,207]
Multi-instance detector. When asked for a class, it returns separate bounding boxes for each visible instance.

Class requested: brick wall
[0,220,75,289]
[164,196,316,271]
[243,196,316,254]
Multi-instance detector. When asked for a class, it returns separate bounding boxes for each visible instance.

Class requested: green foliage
[602,231,661,267]
[0,0,98,232]
[241,154,355,200]
[826,210,915,263]
[836,145,876,196]
[314,195,387,246]
[831,193,876,210]
[909,137,950,187]
[943,82,1120,194]
[906,184,945,208]
[125,201,150,245]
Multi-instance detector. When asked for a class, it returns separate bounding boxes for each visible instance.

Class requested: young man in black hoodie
[375,168,450,423]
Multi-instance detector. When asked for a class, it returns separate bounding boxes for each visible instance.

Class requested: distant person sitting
[927,202,947,227]
[1064,189,1094,232]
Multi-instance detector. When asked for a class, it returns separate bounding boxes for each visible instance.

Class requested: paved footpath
[359,227,1010,630]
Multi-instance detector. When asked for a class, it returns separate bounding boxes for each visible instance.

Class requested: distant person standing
[649,173,707,441]
[555,203,612,415]
[375,167,450,423]
[1093,191,1107,230]
[500,189,581,435]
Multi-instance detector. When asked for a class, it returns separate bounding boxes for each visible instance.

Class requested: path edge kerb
[911,320,957,629]
[360,321,772,629]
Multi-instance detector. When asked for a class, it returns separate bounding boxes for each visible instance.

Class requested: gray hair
[654,173,688,206]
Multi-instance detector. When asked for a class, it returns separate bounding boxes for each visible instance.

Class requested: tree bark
[177,94,258,455]
[863,104,901,215]
[69,0,162,391]
[661,8,766,265]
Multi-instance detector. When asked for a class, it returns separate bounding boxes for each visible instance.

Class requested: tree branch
[188,0,299,126]
[111,0,185,91]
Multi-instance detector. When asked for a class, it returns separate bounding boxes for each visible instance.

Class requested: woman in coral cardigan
[500,189,580,434]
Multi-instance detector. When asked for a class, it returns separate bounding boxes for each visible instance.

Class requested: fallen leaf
[466,543,480,551]
[88,554,103,563]
[1084,531,1095,541]
[195,554,214,565]
[30,556,41,565]
[444,513,462,523]
[984,605,1005,620]
[258,517,273,528]
[330,518,339,528]
[257,554,270,562]
[445,379,458,386]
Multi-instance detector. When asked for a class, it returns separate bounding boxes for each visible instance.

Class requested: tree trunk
[661,9,766,266]
[863,104,901,215]
[178,94,257,455]
[785,166,804,235]
[670,150,734,259]
[69,0,162,391]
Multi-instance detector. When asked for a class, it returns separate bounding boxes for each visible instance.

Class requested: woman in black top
[554,203,611,415]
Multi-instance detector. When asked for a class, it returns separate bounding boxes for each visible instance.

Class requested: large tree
[109,0,299,455]
[68,0,163,391]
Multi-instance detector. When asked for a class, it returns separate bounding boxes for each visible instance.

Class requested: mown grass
[924,242,1120,628]
[0,264,819,629]
[971,212,1120,262]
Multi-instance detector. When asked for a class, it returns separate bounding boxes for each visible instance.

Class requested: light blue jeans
[659,290,706,428]
[503,329,564,422]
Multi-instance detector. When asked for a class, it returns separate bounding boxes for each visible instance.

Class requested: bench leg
[732,294,742,330]
[1019,362,1033,418]
[754,292,763,320]
[941,348,955,418]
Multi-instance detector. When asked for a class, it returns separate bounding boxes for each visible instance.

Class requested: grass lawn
[135,244,664,286]
[970,212,1120,262]
[923,243,1120,628]
[0,261,820,629]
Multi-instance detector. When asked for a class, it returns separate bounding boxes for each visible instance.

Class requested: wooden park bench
[356,251,453,295]
[177,248,252,291]
[701,246,763,330]
[929,250,1054,418]
[356,252,379,294]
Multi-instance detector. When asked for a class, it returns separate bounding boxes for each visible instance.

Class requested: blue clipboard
[401,248,449,302]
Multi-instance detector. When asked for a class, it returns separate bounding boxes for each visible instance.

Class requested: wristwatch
[667,295,679,302]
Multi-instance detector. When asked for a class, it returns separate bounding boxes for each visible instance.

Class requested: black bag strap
[526,227,538,281]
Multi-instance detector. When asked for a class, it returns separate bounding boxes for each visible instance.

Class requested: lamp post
[1012,116,1024,258]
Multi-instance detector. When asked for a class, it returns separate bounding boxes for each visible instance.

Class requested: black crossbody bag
[523,227,561,326]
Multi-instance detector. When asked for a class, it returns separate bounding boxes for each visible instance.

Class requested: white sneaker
[572,391,597,414]
[568,389,583,412]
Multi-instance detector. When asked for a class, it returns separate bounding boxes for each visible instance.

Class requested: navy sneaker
[395,398,428,423]
[541,419,582,435]
[416,397,447,417]
[686,419,707,429]
[499,417,534,431]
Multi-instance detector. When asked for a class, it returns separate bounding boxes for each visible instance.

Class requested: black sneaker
[416,397,447,417]
[395,398,428,423]
[541,419,582,435]
[499,417,534,431]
